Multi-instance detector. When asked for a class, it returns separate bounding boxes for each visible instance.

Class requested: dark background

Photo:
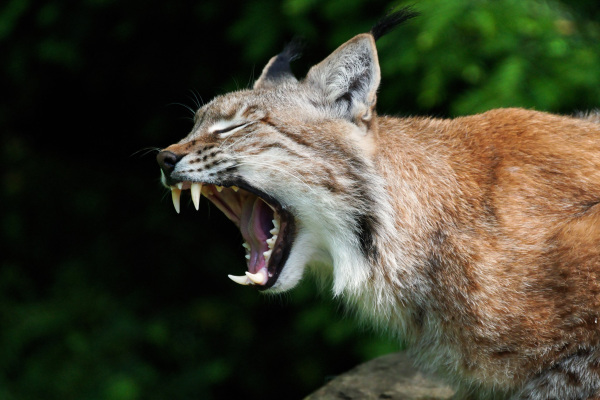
[1,0,599,399]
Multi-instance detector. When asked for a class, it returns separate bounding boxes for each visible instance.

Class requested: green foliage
[393,0,600,115]
[0,0,599,399]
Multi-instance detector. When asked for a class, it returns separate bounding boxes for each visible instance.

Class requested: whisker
[188,89,204,110]
[247,66,256,89]
[131,147,162,158]
[232,77,240,91]
[167,102,197,118]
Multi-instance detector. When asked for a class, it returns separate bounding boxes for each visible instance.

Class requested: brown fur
[156,14,600,398]
[371,109,600,389]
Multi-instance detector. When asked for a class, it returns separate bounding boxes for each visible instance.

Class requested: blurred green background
[1,0,599,399]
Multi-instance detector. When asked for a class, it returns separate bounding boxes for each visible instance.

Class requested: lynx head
[156,9,417,294]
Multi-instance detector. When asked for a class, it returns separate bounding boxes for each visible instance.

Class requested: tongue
[240,197,273,274]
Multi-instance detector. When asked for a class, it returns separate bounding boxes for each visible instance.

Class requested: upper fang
[171,187,182,214]
[191,183,202,210]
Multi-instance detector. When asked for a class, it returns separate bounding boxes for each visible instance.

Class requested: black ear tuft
[370,7,419,41]
[261,37,304,82]
[280,37,304,63]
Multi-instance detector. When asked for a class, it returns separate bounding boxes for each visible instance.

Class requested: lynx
[156,9,600,399]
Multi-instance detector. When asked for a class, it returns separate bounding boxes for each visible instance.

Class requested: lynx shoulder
[156,9,600,399]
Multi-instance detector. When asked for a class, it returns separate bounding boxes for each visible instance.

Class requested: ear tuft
[254,39,303,90]
[370,7,419,41]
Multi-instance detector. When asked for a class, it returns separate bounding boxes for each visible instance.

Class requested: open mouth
[167,181,295,290]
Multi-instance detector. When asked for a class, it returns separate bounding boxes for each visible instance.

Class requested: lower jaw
[257,215,295,290]
[199,184,296,290]
[235,213,296,291]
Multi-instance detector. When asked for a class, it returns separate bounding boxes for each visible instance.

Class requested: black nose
[156,151,182,175]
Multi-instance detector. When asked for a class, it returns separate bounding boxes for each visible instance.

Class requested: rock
[304,352,455,400]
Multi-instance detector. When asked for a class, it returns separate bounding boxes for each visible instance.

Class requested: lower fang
[245,269,268,285]
[228,274,251,285]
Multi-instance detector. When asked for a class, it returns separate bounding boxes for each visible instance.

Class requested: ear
[254,41,301,90]
[305,34,380,129]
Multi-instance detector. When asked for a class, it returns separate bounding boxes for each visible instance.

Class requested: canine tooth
[232,186,239,192]
[216,185,223,192]
[245,270,267,285]
[191,183,202,210]
[171,187,182,214]
[228,274,251,285]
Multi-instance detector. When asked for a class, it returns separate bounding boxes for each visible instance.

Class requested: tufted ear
[304,33,380,129]
[253,41,302,90]
[303,8,418,129]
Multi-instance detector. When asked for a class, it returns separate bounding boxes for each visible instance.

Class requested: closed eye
[209,121,252,138]
[214,123,247,134]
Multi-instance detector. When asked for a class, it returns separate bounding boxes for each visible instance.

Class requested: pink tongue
[240,197,273,274]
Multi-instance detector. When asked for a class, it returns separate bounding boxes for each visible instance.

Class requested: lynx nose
[156,150,182,175]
